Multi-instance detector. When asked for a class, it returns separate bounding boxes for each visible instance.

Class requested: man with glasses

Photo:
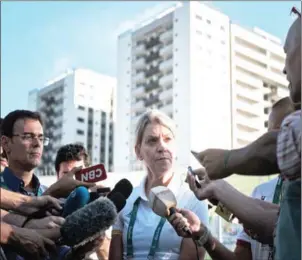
[0,118,9,173]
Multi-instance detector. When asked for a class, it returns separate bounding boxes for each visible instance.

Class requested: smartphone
[187,166,202,188]
[74,164,107,183]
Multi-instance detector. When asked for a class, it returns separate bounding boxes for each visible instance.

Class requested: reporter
[0,221,55,260]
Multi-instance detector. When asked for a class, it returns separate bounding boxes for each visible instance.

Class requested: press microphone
[59,196,120,247]
[148,186,192,235]
[107,178,133,201]
[62,186,90,217]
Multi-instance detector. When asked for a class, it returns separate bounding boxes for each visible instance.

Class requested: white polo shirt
[112,173,209,260]
[236,177,279,260]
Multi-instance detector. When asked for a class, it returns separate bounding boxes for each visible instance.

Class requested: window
[196,15,202,20]
[264,121,268,128]
[77,129,84,135]
[206,19,211,25]
[220,26,225,31]
[77,117,84,123]
[78,105,85,110]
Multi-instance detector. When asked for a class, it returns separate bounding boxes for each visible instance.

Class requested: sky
[1,1,299,117]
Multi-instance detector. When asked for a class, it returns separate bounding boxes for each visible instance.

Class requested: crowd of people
[0,9,300,260]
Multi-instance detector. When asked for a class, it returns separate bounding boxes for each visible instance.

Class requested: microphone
[148,186,192,235]
[62,186,90,217]
[107,179,133,201]
[59,196,119,247]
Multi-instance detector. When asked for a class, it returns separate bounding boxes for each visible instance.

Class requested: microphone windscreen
[110,179,133,200]
[62,186,90,218]
[107,192,126,212]
[60,197,117,247]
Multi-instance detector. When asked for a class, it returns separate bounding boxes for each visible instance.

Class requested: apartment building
[28,68,116,176]
[115,1,289,172]
[230,25,289,148]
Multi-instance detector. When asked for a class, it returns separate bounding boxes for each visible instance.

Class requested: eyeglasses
[12,133,50,146]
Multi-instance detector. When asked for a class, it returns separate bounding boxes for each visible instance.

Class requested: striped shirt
[277,110,301,180]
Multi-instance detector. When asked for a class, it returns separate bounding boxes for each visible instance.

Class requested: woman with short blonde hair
[109,109,209,260]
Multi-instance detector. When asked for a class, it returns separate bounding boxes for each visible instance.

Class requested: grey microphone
[58,196,119,247]
[148,186,192,236]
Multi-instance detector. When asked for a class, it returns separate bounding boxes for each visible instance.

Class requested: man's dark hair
[1,110,43,137]
[55,143,90,173]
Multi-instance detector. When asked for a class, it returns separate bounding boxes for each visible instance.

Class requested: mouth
[30,153,41,158]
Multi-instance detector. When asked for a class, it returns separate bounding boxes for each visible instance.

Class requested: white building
[28,68,116,176]
[115,1,288,172]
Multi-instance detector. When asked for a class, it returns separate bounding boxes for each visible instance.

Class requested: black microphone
[59,196,118,247]
[107,179,133,201]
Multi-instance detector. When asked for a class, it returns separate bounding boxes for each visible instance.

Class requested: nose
[157,137,167,152]
[32,136,42,147]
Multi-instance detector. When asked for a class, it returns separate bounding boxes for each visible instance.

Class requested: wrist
[204,233,216,252]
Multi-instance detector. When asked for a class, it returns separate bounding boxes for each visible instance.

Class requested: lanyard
[272,176,283,205]
[126,197,166,259]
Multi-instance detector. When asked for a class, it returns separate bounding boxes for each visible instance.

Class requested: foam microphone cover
[60,196,117,247]
[62,186,90,218]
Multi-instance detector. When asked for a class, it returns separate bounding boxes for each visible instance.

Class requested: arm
[108,212,124,260]
[226,130,279,176]
[108,232,123,260]
[0,188,62,215]
[213,181,277,243]
[179,238,206,260]
[95,229,112,260]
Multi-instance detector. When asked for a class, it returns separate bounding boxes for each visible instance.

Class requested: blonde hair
[135,109,176,147]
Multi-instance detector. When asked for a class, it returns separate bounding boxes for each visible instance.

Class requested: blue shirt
[0,167,70,260]
[0,167,47,196]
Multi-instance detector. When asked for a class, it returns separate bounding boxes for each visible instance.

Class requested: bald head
[268,97,295,131]
[283,16,301,104]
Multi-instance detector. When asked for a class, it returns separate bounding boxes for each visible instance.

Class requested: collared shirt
[275,110,301,260]
[113,173,209,260]
[237,177,279,260]
[0,167,47,196]
[277,109,301,180]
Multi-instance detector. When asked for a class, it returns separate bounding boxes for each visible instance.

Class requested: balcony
[135,72,145,84]
[160,44,173,58]
[270,60,284,72]
[145,51,160,63]
[133,44,145,56]
[236,130,260,144]
[145,80,160,93]
[159,88,173,100]
[159,74,173,87]
[236,100,262,116]
[159,58,173,73]
[236,59,288,86]
[235,71,263,89]
[132,100,145,112]
[134,57,145,69]
[145,66,160,78]
[160,30,173,43]
[236,114,262,131]
[132,85,145,98]
[144,94,160,107]
[161,103,173,114]
[235,85,262,102]
[235,45,267,65]
[145,37,161,49]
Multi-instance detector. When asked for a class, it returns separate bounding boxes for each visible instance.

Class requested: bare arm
[179,238,206,260]
[95,236,111,260]
[213,181,278,243]
[108,233,123,260]
[1,188,31,212]
[1,209,27,227]
[226,131,279,176]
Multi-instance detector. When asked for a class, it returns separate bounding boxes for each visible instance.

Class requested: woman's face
[136,122,176,176]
